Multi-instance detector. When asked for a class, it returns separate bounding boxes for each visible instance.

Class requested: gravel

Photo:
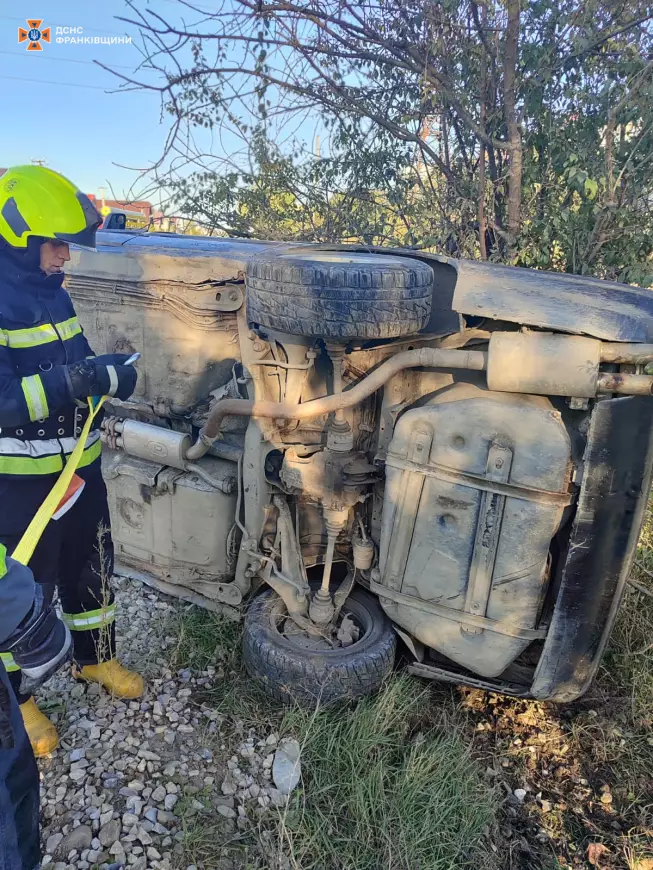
[36,576,298,870]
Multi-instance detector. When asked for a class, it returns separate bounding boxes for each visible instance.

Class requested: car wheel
[243,586,397,706]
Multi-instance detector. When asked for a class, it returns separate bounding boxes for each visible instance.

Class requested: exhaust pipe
[185,347,488,461]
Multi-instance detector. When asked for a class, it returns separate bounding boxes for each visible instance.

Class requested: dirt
[455,685,653,869]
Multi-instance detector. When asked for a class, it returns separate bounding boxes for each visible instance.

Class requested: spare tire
[246,250,433,339]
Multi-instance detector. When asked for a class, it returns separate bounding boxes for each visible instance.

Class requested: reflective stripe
[107,366,118,397]
[0,652,20,673]
[21,374,49,422]
[77,436,102,469]
[0,431,101,459]
[0,543,5,578]
[57,317,82,342]
[2,316,81,349]
[0,433,101,475]
[62,603,115,630]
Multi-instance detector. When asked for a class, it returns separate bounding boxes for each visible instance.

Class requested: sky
[0,0,324,209]
[0,0,187,202]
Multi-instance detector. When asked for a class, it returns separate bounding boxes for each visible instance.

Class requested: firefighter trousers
[0,471,116,704]
[0,661,40,869]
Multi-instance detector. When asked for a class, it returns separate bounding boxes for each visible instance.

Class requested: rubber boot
[72,659,144,699]
[19,697,59,757]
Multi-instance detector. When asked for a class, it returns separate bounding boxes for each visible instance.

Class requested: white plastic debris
[272,737,302,795]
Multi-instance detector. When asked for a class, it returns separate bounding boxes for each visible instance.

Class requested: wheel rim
[267,594,374,655]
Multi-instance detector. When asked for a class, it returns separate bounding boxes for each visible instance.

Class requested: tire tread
[243,588,397,706]
[246,253,433,339]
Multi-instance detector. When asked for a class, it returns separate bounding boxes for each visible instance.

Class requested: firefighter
[1,542,73,868]
[0,165,145,757]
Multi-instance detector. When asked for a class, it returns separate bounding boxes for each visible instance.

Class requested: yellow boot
[20,697,59,757]
[72,658,144,699]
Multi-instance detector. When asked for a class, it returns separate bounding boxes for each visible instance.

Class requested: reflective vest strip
[0,431,100,459]
[62,603,115,630]
[0,433,101,475]
[77,436,102,469]
[57,317,82,342]
[0,652,19,672]
[2,316,81,349]
[21,374,49,422]
[0,546,21,673]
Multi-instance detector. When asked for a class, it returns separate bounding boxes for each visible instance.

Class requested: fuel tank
[376,384,573,677]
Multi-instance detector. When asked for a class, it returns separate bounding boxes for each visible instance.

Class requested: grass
[167,608,497,870]
[167,502,653,870]
[276,679,497,870]
[605,504,653,727]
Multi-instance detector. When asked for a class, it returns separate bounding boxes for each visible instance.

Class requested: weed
[168,606,496,869]
[275,677,497,870]
[93,522,113,666]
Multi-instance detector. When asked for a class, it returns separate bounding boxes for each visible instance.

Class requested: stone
[272,738,301,795]
[110,840,127,865]
[163,794,178,811]
[138,749,160,761]
[58,826,92,853]
[217,805,236,819]
[147,847,162,861]
[137,827,153,846]
[268,788,288,808]
[151,785,167,802]
[46,833,63,854]
[98,819,121,847]
[221,773,237,796]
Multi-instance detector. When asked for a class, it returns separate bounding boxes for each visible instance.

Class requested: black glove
[66,358,138,402]
[3,586,72,695]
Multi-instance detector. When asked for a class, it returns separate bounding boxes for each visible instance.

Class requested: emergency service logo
[17,19,51,51]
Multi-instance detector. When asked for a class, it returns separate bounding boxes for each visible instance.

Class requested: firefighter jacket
[0,544,35,651]
[0,241,101,483]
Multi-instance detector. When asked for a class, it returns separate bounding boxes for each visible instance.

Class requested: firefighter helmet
[0,165,101,250]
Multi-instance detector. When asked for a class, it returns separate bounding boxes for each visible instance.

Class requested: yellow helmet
[0,165,101,250]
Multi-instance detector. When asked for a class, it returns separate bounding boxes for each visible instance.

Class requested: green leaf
[584,178,598,200]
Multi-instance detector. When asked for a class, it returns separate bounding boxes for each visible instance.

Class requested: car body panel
[531,395,653,701]
[450,259,653,342]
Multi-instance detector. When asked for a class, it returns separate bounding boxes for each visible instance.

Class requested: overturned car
[66,232,653,704]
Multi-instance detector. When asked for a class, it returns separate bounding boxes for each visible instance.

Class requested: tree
[113,0,653,282]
